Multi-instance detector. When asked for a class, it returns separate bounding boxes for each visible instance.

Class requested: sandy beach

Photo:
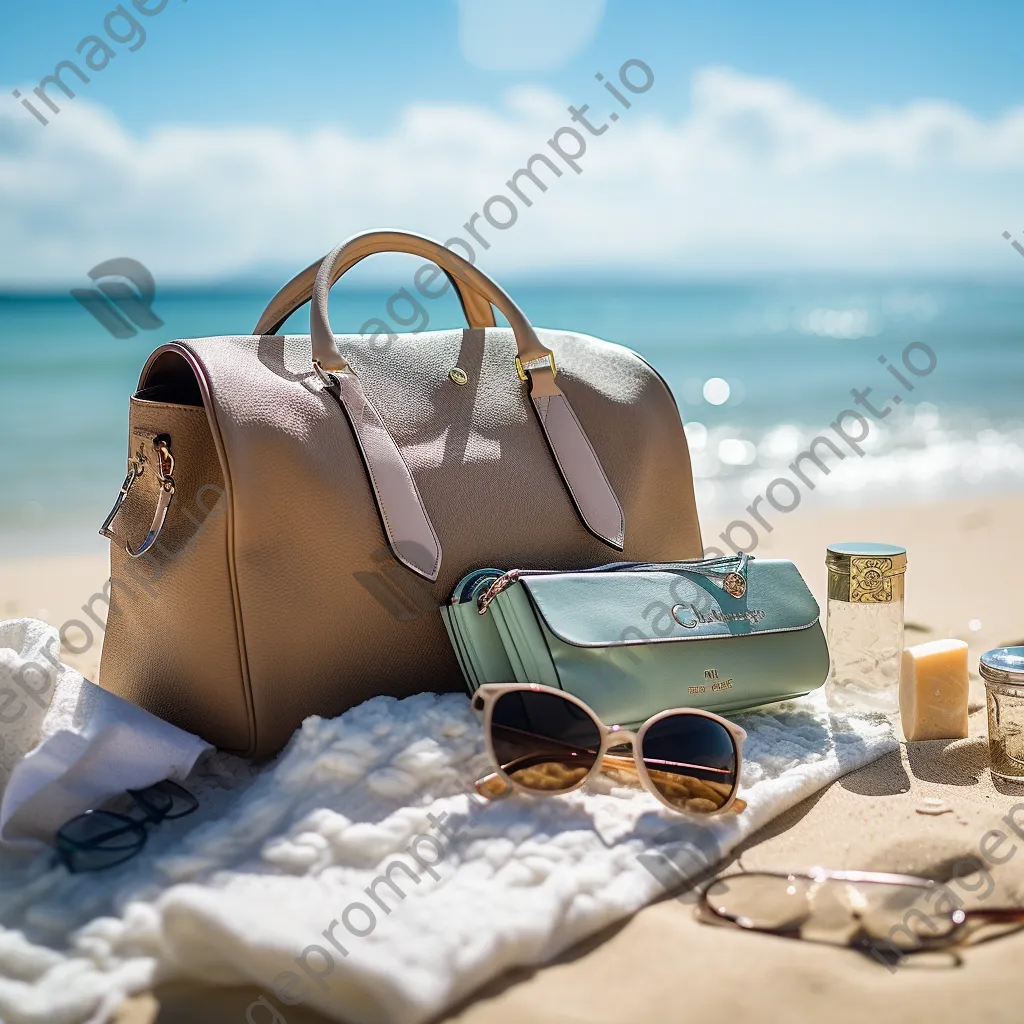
[2,493,1023,1024]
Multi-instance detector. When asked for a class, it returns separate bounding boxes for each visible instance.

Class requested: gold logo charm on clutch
[723,571,746,598]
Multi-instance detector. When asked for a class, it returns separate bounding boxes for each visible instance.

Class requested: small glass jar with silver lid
[824,542,907,714]
[980,647,1024,782]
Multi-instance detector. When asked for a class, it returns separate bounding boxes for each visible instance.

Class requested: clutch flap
[516,559,820,648]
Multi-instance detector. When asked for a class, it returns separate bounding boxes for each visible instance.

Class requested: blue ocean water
[1,278,1022,557]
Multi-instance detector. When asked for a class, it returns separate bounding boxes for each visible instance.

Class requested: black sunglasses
[55,779,198,873]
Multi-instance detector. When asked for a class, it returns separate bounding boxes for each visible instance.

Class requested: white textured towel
[0,683,896,1024]
[0,619,210,849]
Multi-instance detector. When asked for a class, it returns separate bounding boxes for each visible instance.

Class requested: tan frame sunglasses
[469,682,748,816]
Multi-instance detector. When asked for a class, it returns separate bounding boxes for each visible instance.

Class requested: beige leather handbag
[98,230,703,756]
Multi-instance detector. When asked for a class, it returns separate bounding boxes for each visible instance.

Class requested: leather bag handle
[297,230,625,580]
[309,230,554,369]
[254,234,496,336]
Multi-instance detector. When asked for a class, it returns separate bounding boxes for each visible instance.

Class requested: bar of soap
[900,639,969,742]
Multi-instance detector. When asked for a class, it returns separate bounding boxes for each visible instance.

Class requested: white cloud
[1,66,1023,286]
[686,68,1024,172]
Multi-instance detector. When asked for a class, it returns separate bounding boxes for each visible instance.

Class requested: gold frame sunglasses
[470,682,748,816]
[700,868,1024,962]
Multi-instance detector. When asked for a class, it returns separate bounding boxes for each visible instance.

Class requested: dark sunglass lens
[162,781,199,818]
[130,786,170,821]
[57,810,142,848]
[58,843,145,873]
[129,780,198,821]
[490,690,602,792]
[56,811,147,872]
[640,714,738,813]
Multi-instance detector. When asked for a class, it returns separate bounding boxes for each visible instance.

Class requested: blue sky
[4,0,1023,129]
[2,0,1023,284]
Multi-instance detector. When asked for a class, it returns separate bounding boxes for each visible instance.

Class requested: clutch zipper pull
[625,552,750,598]
[477,570,521,615]
[721,551,749,599]
[685,550,748,599]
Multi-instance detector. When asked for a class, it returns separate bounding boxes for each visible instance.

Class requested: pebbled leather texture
[305,232,626,555]
[99,270,703,757]
[100,393,253,752]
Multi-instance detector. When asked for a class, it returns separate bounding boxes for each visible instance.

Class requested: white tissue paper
[0,618,211,849]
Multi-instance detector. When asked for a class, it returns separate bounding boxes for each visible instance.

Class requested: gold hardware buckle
[514,352,557,383]
[313,358,353,388]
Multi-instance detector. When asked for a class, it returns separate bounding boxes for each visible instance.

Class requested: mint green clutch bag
[440,556,828,725]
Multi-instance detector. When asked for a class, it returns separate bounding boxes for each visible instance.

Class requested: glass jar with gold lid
[824,542,907,714]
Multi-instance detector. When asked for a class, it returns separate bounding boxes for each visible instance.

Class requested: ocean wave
[685,402,1024,514]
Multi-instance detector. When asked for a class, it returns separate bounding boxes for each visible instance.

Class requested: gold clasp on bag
[99,435,175,558]
[515,352,557,383]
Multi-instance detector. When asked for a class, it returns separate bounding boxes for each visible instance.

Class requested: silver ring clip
[99,435,175,558]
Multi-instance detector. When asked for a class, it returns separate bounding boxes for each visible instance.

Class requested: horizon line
[1,267,1021,298]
